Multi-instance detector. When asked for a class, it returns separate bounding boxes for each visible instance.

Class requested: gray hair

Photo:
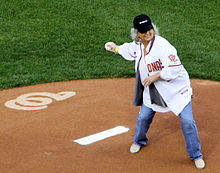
[130,23,159,44]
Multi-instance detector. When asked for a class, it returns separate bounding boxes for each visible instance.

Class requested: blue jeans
[133,102,203,160]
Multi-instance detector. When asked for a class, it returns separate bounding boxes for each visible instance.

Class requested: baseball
[105,42,112,50]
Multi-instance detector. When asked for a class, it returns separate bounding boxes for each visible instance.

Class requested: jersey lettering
[147,64,152,72]
[151,62,157,71]
[147,59,163,72]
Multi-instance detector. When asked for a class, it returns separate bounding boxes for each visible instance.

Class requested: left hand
[143,73,160,87]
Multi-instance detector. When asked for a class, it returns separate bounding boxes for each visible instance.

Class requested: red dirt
[0,78,219,173]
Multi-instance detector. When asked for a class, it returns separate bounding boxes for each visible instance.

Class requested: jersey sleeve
[118,41,138,61]
[159,40,183,80]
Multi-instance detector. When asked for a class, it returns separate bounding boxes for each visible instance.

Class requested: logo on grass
[5,92,76,110]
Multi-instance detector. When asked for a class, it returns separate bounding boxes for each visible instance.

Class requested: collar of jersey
[142,36,155,55]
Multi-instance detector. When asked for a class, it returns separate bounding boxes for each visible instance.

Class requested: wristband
[114,46,119,54]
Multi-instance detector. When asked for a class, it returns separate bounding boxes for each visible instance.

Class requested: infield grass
[0,0,219,89]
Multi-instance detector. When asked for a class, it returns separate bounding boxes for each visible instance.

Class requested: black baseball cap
[133,14,153,33]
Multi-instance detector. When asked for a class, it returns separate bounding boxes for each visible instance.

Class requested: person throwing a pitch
[105,14,205,169]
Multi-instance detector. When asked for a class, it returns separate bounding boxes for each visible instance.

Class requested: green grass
[0,0,219,89]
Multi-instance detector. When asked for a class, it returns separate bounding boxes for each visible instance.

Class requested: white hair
[130,23,159,44]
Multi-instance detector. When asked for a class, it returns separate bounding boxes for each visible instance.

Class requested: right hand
[105,42,116,52]
[143,73,161,87]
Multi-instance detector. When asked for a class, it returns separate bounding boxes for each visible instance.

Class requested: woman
[105,14,205,169]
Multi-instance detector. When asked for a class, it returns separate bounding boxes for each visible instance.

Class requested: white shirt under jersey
[118,35,192,115]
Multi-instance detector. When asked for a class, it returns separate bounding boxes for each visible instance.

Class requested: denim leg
[133,104,156,146]
[179,102,203,160]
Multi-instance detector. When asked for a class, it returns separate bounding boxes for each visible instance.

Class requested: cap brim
[138,24,153,33]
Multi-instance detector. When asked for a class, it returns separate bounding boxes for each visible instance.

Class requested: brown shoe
[130,143,141,154]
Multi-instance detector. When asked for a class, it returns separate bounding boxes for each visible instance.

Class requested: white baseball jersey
[118,35,192,115]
